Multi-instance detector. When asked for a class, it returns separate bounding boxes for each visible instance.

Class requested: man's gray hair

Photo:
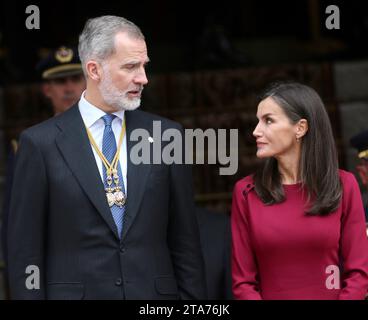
[78,15,145,74]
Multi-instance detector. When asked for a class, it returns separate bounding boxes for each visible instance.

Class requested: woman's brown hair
[254,81,342,215]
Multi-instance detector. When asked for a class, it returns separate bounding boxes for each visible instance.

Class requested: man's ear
[41,82,52,98]
[86,60,102,81]
[296,119,308,139]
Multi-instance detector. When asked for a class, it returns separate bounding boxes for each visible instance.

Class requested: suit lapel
[121,110,151,241]
[55,105,120,239]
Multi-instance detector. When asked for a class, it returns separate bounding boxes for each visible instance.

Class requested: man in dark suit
[7,15,206,300]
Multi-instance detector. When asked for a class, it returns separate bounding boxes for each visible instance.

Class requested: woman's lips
[256,142,267,148]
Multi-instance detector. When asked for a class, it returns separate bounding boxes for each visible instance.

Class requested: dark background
[0,0,368,82]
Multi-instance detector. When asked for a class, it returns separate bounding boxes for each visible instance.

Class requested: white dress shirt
[78,92,127,195]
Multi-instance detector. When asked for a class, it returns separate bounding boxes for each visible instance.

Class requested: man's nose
[64,78,77,91]
[134,68,148,86]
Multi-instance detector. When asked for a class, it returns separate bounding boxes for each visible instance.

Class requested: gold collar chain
[85,117,126,208]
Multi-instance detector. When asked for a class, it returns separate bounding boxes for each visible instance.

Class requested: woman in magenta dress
[231,82,368,300]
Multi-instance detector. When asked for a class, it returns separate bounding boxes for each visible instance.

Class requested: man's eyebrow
[122,58,150,65]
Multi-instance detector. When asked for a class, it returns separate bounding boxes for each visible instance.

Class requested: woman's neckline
[282,181,302,186]
[282,181,303,189]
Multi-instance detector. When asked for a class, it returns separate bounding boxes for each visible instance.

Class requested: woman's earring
[296,136,300,142]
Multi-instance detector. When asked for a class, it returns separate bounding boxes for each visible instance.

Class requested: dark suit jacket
[7,105,206,300]
[1,147,16,269]
[196,207,233,300]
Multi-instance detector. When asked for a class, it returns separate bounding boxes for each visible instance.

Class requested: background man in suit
[7,15,206,299]
[1,46,85,298]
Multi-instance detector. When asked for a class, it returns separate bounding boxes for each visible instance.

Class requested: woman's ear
[85,60,102,81]
[296,119,308,139]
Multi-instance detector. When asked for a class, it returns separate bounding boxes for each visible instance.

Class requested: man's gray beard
[98,70,142,111]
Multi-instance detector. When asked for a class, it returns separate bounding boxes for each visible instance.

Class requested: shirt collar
[78,90,125,128]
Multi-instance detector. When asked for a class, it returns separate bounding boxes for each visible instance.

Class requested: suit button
[120,245,126,253]
[115,278,122,286]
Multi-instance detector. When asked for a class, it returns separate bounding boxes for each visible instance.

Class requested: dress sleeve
[231,180,262,300]
[339,173,368,300]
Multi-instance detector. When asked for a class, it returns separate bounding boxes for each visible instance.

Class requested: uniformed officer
[350,129,368,220]
[36,45,86,116]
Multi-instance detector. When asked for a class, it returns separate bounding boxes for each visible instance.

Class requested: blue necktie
[102,114,126,238]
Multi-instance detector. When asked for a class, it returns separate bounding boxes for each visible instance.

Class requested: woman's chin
[256,151,269,158]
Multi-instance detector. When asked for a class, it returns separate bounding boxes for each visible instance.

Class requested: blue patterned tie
[102,114,126,238]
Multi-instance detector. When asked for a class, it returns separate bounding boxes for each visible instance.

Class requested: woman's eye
[266,118,273,124]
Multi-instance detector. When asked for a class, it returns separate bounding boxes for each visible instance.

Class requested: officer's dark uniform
[350,129,368,222]
[1,46,83,296]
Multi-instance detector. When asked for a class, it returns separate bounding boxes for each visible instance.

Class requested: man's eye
[125,64,136,70]
[265,118,273,124]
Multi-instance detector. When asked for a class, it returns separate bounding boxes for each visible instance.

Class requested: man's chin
[113,99,141,111]
[123,103,141,111]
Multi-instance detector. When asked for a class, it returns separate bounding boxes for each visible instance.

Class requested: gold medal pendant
[112,175,126,207]
[106,191,115,207]
[105,172,115,207]
[114,191,126,207]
